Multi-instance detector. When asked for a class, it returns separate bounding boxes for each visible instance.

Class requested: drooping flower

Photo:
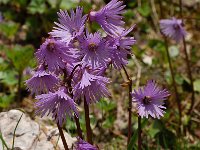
[35,87,78,126]
[107,25,136,69]
[50,7,88,44]
[25,66,59,94]
[73,138,98,150]
[79,31,111,68]
[132,80,170,119]
[89,0,125,35]
[35,38,74,72]
[73,68,110,104]
[159,17,186,42]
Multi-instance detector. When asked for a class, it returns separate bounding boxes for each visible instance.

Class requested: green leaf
[194,79,200,92]
[0,70,18,85]
[27,0,47,14]
[79,1,92,13]
[6,45,34,72]
[60,0,78,10]
[96,99,116,112]
[155,129,176,149]
[102,115,115,129]
[137,3,151,17]
[0,21,19,39]
[124,9,135,20]
[0,132,9,149]
[0,94,14,108]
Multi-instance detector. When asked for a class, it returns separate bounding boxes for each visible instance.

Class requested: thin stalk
[63,67,83,138]
[138,116,141,150]
[84,98,93,144]
[57,123,69,150]
[159,0,182,132]
[12,113,23,150]
[164,38,182,131]
[183,38,195,114]
[179,0,195,114]
[74,115,83,139]
[122,65,132,145]
[17,71,22,101]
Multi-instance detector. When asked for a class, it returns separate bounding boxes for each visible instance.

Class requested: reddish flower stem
[179,0,195,114]
[17,71,22,102]
[138,116,142,150]
[182,38,195,114]
[84,97,93,144]
[63,67,83,139]
[74,115,83,139]
[57,123,69,150]
[122,65,132,145]
[164,38,182,130]
[159,0,182,132]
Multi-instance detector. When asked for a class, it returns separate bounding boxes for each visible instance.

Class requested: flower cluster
[26,0,136,126]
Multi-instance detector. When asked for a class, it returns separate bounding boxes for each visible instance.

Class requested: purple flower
[0,12,3,23]
[132,80,170,119]
[35,87,79,126]
[107,25,136,69]
[73,138,98,150]
[35,38,74,72]
[25,66,59,94]
[79,31,111,68]
[73,69,110,104]
[89,0,125,35]
[160,17,186,42]
[50,7,87,44]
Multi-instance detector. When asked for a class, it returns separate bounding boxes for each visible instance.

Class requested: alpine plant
[25,0,136,127]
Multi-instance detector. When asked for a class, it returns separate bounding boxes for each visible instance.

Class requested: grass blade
[12,113,23,150]
[0,132,9,150]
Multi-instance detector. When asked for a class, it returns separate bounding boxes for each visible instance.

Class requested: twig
[84,97,93,144]
[57,123,69,150]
